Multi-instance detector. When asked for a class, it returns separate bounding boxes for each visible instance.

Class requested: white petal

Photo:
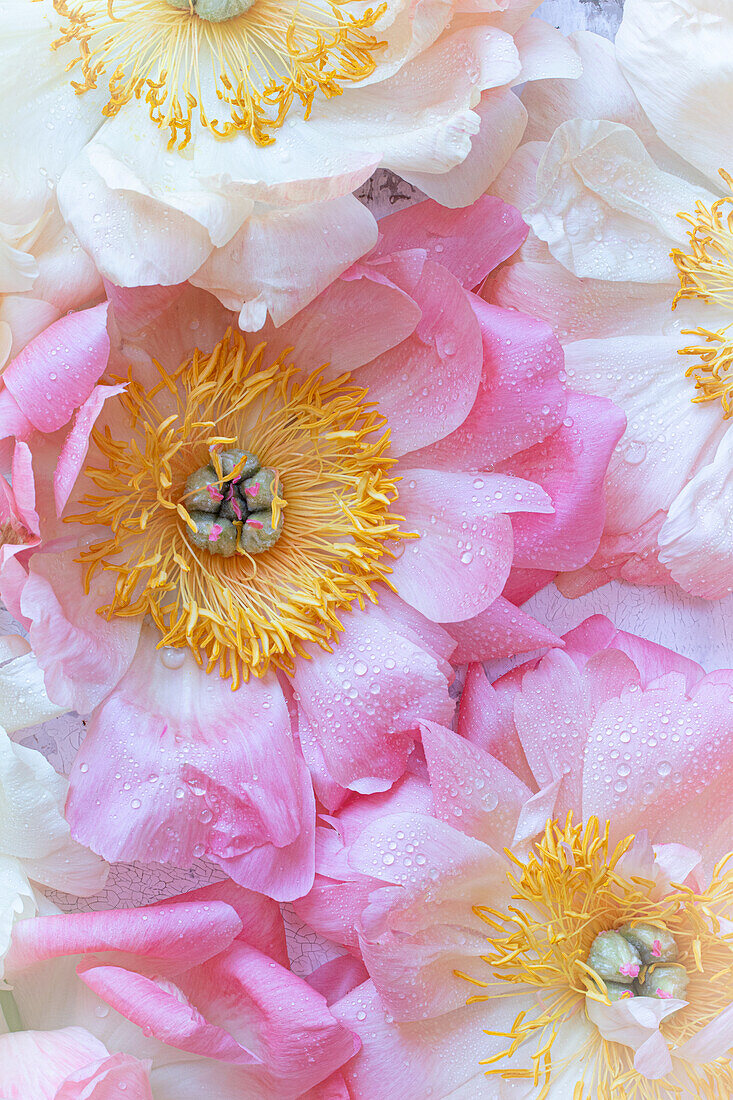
[658,425,733,597]
[527,119,715,282]
[0,651,67,734]
[616,0,733,186]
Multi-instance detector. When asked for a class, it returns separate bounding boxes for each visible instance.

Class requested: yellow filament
[461,816,733,1099]
[671,170,733,418]
[49,0,387,148]
[67,329,413,684]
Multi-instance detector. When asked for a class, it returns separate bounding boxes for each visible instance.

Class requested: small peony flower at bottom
[0,880,358,1099]
[296,615,733,1098]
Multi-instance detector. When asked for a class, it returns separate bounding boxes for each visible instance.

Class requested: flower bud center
[164,0,256,21]
[180,448,285,557]
[587,920,688,1008]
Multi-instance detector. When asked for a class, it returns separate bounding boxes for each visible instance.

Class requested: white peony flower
[0,0,579,329]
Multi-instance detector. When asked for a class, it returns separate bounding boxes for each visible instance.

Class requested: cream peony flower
[488,0,733,598]
[0,0,579,328]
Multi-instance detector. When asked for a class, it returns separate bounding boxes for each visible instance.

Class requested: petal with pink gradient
[54,384,126,516]
[21,551,141,714]
[57,1052,153,1100]
[0,1028,113,1100]
[65,627,311,901]
[444,594,562,664]
[372,195,528,289]
[457,662,535,788]
[420,719,531,849]
[352,260,483,456]
[4,304,110,433]
[498,391,626,571]
[405,298,567,470]
[293,598,454,792]
[391,468,552,622]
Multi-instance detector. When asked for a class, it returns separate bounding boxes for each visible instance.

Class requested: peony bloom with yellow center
[296,615,733,1098]
[0,0,580,329]
[484,0,733,598]
[0,199,623,901]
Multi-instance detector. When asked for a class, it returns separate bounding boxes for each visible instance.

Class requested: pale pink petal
[498,391,626,571]
[261,268,421,379]
[562,615,704,690]
[65,626,311,901]
[420,719,531,849]
[0,384,34,444]
[54,384,126,515]
[4,304,110,433]
[353,260,483,456]
[405,298,566,470]
[292,598,455,792]
[586,996,681,1078]
[444,595,562,663]
[57,1052,153,1100]
[104,281,185,337]
[372,195,528,289]
[0,1027,112,1100]
[391,469,552,622]
[457,663,534,787]
[294,876,376,956]
[675,1003,733,1064]
[20,551,141,714]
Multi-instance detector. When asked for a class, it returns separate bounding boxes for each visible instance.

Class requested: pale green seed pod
[587,931,642,984]
[618,922,678,965]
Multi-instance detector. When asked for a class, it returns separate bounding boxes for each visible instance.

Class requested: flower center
[49,0,387,148]
[181,449,285,557]
[459,816,733,1099]
[69,328,412,683]
[671,169,733,418]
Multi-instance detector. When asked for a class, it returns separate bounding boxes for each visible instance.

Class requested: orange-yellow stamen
[671,169,733,418]
[67,329,413,685]
[48,0,387,148]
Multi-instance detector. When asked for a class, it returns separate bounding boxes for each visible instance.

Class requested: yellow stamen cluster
[49,0,387,148]
[458,815,733,1100]
[671,170,733,418]
[69,329,412,685]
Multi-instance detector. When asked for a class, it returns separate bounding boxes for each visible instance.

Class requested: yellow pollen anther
[48,0,387,148]
[459,815,733,1100]
[67,328,412,685]
[671,169,733,417]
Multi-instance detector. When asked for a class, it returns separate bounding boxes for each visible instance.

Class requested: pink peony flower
[297,616,733,1098]
[0,0,581,330]
[486,3,733,597]
[0,197,622,901]
[1,880,357,1099]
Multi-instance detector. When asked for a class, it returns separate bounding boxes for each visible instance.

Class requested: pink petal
[104,281,184,336]
[77,963,259,1065]
[65,627,311,901]
[54,384,126,516]
[167,879,287,967]
[498,391,626,571]
[675,1003,733,1064]
[353,260,483,457]
[292,598,455,792]
[405,298,566,471]
[176,939,360,1089]
[391,468,552,622]
[420,720,531,849]
[457,663,534,788]
[21,551,141,714]
[306,956,369,1006]
[444,594,562,663]
[373,195,528,290]
[57,1052,153,1100]
[4,303,110,433]
[5,899,243,977]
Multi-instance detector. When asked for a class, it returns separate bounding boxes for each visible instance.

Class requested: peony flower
[0,203,101,370]
[0,0,580,328]
[486,0,733,598]
[296,615,733,1097]
[0,879,358,1098]
[0,632,107,973]
[0,197,622,901]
